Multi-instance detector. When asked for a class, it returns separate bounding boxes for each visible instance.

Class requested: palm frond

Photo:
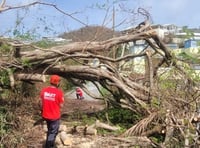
[123,112,158,137]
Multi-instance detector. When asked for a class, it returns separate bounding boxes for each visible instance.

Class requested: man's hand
[60,103,64,112]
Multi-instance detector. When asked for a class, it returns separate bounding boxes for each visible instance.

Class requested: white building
[151,24,182,39]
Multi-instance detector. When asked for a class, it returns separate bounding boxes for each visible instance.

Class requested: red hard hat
[50,75,60,85]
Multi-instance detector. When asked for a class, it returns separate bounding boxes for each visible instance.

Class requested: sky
[0,0,200,38]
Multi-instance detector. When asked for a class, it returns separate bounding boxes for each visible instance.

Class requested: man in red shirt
[76,87,84,99]
[40,75,64,148]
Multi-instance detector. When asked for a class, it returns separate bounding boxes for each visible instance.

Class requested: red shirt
[76,88,83,97]
[40,86,64,120]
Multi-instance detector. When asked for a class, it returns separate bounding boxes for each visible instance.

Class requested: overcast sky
[0,0,199,38]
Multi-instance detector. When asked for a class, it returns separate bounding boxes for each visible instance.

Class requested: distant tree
[182,26,194,39]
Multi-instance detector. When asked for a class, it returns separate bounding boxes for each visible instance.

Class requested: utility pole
[112,5,116,59]
[112,5,115,37]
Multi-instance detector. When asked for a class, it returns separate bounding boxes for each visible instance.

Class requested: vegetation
[0,0,200,147]
[98,107,142,128]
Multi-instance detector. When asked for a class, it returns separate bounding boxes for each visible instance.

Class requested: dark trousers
[76,94,84,99]
[76,94,80,99]
[44,118,60,148]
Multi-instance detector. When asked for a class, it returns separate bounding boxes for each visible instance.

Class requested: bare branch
[0,1,87,26]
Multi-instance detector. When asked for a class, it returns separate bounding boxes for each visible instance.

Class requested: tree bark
[95,120,120,131]
[14,73,46,82]
[60,131,73,146]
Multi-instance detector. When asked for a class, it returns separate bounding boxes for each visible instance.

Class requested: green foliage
[10,10,59,41]
[13,30,37,41]
[158,63,200,90]
[0,43,12,55]
[177,48,200,64]
[176,58,200,82]
[197,41,200,46]
[81,115,97,125]
[64,105,141,132]
[159,72,177,90]
[64,109,97,126]
[97,107,141,128]
[100,87,111,96]
[0,83,36,147]
[13,13,39,40]
[61,79,74,92]
[0,107,10,138]
[34,40,58,48]
[150,97,160,109]
[161,79,176,90]
[0,70,10,86]
[21,82,38,98]
[185,66,200,82]
[21,58,32,67]
[182,26,194,39]
[150,134,165,144]
[178,52,198,63]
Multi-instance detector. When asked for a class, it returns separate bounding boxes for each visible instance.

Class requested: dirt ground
[21,98,106,148]
[63,98,105,114]
[2,93,153,148]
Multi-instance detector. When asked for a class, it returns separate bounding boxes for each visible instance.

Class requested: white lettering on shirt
[44,92,56,101]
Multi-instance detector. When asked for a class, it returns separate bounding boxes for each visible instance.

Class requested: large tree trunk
[1,21,170,111]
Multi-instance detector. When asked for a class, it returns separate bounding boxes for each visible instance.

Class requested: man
[40,75,64,148]
[76,87,84,100]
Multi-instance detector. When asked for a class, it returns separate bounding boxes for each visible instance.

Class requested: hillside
[59,26,121,42]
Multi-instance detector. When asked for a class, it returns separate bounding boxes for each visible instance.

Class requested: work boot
[45,140,55,148]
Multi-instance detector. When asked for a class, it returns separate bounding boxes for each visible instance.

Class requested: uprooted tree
[1,20,200,147]
[1,1,200,147]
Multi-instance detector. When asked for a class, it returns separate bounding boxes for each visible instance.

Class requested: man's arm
[39,99,42,109]
[37,98,43,115]
[39,90,43,112]
[59,96,64,111]
[60,103,64,108]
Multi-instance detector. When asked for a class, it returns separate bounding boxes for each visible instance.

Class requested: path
[65,82,101,101]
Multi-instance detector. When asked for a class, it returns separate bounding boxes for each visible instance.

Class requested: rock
[42,124,48,132]
[59,124,67,132]
[55,135,62,145]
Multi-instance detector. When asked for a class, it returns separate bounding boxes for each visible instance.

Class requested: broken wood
[14,73,46,82]
[83,120,120,135]
[95,120,120,131]
[55,135,62,145]
[192,116,200,123]
[60,131,73,146]
[84,124,97,136]
[99,136,156,147]
[141,125,164,137]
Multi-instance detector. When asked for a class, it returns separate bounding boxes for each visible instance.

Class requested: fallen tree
[1,20,200,147]
[0,21,171,110]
